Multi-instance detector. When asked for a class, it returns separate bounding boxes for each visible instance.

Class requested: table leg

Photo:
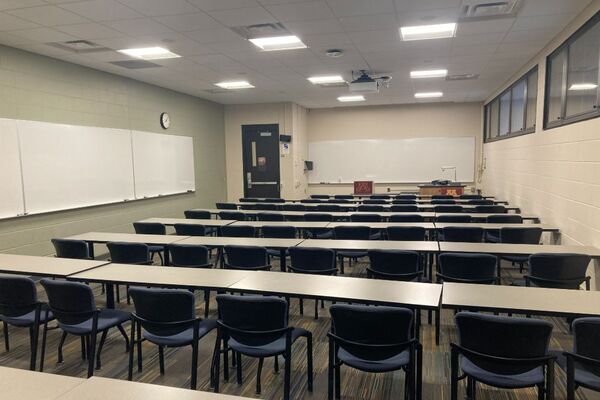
[593,259,600,291]
[88,241,95,259]
[105,283,115,309]
[550,231,561,245]
[496,255,502,281]
[280,249,287,272]
[435,307,441,346]
[415,309,421,342]
[164,249,170,266]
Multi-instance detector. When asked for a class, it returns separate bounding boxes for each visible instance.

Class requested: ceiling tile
[265,1,335,22]
[59,0,143,21]
[0,12,41,30]
[104,18,173,36]
[339,14,398,32]
[188,0,260,11]
[396,7,460,26]
[115,0,200,16]
[153,12,223,32]
[55,22,124,39]
[7,5,89,26]
[207,7,277,27]
[184,27,242,43]
[394,0,461,12]
[456,18,516,36]
[7,27,78,42]
[519,0,592,17]
[285,19,344,36]
[512,14,576,31]
[326,0,395,17]
[0,0,46,11]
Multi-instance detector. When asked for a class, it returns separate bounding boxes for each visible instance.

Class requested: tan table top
[442,282,600,317]
[201,208,436,219]
[230,271,442,309]
[69,263,250,289]
[328,222,435,229]
[0,367,85,400]
[0,253,108,277]
[231,220,331,229]
[436,213,538,221]
[138,217,235,227]
[298,239,439,252]
[59,376,253,400]
[439,242,600,257]
[434,223,559,232]
[65,232,189,245]
[177,236,304,248]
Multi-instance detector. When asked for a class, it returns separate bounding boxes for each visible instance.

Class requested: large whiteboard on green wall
[308,137,476,183]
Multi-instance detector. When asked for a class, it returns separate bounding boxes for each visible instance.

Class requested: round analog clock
[160,112,170,129]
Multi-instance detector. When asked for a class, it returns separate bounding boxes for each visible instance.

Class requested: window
[484,66,538,142]
[545,12,600,129]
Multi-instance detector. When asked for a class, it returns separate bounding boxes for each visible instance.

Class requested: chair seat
[556,353,600,390]
[337,347,409,372]
[338,250,368,258]
[369,232,382,240]
[60,309,130,335]
[501,255,528,263]
[148,245,164,253]
[268,248,288,257]
[485,231,500,243]
[228,327,308,357]
[143,319,217,347]
[460,356,545,388]
[1,309,55,327]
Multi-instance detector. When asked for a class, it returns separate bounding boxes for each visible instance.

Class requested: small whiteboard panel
[132,131,195,198]
[18,120,135,214]
[0,119,25,218]
[308,137,475,183]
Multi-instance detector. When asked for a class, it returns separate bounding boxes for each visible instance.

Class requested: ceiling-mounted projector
[349,71,379,93]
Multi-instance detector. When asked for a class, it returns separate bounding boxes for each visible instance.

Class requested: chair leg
[306,333,313,392]
[190,341,199,390]
[81,335,87,360]
[335,362,341,400]
[274,355,279,374]
[96,330,108,369]
[450,347,458,400]
[299,298,304,315]
[566,357,575,400]
[87,330,97,378]
[128,320,135,381]
[256,357,263,394]
[284,348,291,400]
[416,344,423,400]
[158,345,165,375]
[223,343,229,382]
[204,290,210,318]
[236,351,242,385]
[547,361,555,400]
[537,384,545,400]
[136,322,143,372]
[116,285,120,303]
[57,331,67,363]
[314,299,319,319]
[213,335,222,392]
[116,324,130,351]
[3,321,9,351]
[328,337,334,400]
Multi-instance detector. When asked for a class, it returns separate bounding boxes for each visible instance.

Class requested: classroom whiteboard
[18,120,136,214]
[308,137,475,183]
[0,119,25,218]
[132,131,195,198]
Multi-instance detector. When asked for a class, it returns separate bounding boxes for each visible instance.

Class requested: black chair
[522,253,591,290]
[431,199,456,204]
[350,213,381,222]
[367,250,423,281]
[395,194,417,200]
[329,199,351,203]
[391,205,418,212]
[218,211,245,221]
[174,223,206,237]
[390,214,424,222]
[392,200,416,205]
[221,225,256,238]
[451,312,554,400]
[499,227,543,271]
[316,204,341,212]
[0,276,54,370]
[468,199,494,205]
[386,226,426,241]
[254,204,278,211]
[441,226,484,242]
[329,304,421,400]
[437,253,497,284]
[559,317,600,399]
[168,243,213,317]
[485,214,523,242]
[304,213,334,239]
[223,245,271,271]
[257,212,285,221]
[184,210,211,219]
[371,195,390,199]
[281,204,305,211]
[334,195,353,200]
[364,199,386,204]
[311,194,330,199]
[333,226,371,273]
[357,205,385,212]
[263,225,296,266]
[264,198,285,203]
[214,295,312,399]
[434,205,464,213]
[133,222,166,265]
[432,195,453,199]
[128,287,217,389]
[437,215,472,223]
[239,198,258,202]
[39,279,130,377]
[216,203,237,210]
[460,195,482,200]
[107,242,153,303]
[301,199,322,204]
[475,205,507,214]
[51,238,91,259]
[289,247,337,318]
[239,204,258,210]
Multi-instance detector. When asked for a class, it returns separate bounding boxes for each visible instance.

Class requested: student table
[137,217,236,227]
[230,220,331,229]
[434,222,561,244]
[436,213,539,222]
[0,366,85,400]
[0,253,108,278]
[201,209,437,221]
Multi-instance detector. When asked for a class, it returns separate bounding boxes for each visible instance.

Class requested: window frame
[483,66,538,143]
[544,11,600,130]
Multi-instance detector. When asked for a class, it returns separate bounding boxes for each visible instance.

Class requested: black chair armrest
[171,262,213,269]
[564,351,600,367]
[525,275,588,287]
[223,262,271,271]
[288,266,338,275]
[328,332,417,350]
[367,268,424,281]
[436,273,497,285]
[450,343,556,365]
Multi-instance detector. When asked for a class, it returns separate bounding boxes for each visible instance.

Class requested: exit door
[242,124,280,198]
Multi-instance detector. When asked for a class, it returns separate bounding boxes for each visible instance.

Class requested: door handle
[247,172,252,189]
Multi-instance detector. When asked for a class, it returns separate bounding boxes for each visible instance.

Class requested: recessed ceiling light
[410,69,448,79]
[400,23,457,41]
[337,95,365,102]
[415,92,443,98]
[117,47,180,60]
[215,81,255,90]
[308,75,345,84]
[248,35,307,51]
[569,83,598,91]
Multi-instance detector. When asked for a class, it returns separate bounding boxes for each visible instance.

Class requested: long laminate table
[298,239,439,252]
[234,202,520,212]
[328,221,436,230]
[0,366,85,400]
[0,253,109,278]
[230,220,331,229]
[434,222,561,243]
[137,217,236,227]
[201,208,437,220]
[436,213,539,222]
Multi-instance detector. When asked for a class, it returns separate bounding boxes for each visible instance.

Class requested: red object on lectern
[354,181,373,195]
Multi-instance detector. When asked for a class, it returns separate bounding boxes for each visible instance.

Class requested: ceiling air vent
[459,0,520,21]
[446,73,480,81]
[47,40,111,54]
[231,22,290,39]
[109,60,161,69]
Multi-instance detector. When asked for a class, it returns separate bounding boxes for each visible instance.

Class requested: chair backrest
[431,199,456,204]
[386,226,426,241]
[460,194,482,199]
[289,247,336,274]
[370,195,390,199]
[334,195,353,199]
[434,205,464,213]
[357,205,384,212]
[221,225,256,238]
[239,198,257,202]
[350,213,382,222]
[334,225,371,240]
[441,226,484,242]
[224,245,268,269]
[364,199,386,204]
[528,253,591,289]
[168,244,210,268]
[436,215,472,223]
[281,204,305,211]
[316,204,340,212]
[239,204,258,210]
[107,242,151,264]
[392,200,416,205]
[262,225,296,239]
[133,222,166,235]
[129,287,195,336]
[264,198,285,203]
[218,211,245,221]
[367,250,421,280]
[254,203,278,211]
[330,304,413,361]
[432,195,453,199]
[455,312,552,375]
[499,227,542,244]
[51,238,90,259]
[486,214,523,223]
[438,253,497,283]
[389,214,423,222]
[572,317,600,373]
[184,210,211,219]
[173,223,206,237]
[40,279,96,325]
[0,276,38,317]
[304,213,333,222]
[475,205,507,213]
[394,195,417,200]
[257,212,285,221]
[468,199,494,205]
[311,195,330,199]
[301,199,322,204]
[329,199,350,203]
[390,205,418,212]
[216,203,238,210]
